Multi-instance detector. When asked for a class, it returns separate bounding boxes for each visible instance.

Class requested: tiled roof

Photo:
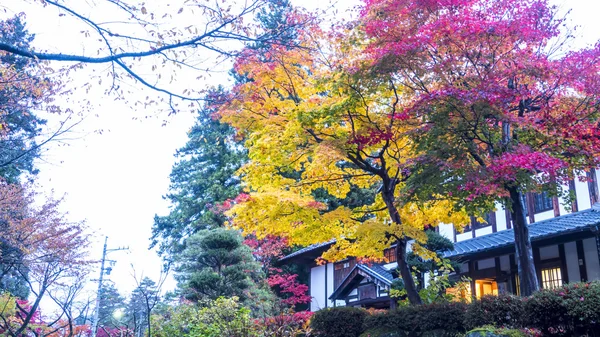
[359,264,394,284]
[279,240,335,262]
[444,205,600,258]
[329,263,393,300]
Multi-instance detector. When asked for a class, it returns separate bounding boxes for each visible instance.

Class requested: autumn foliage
[361,0,600,295]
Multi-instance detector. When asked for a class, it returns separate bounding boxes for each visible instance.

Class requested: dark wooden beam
[553,196,560,217]
[558,243,569,284]
[587,170,599,205]
[533,246,542,286]
[489,211,498,233]
[468,260,476,300]
[526,192,536,224]
[569,179,579,212]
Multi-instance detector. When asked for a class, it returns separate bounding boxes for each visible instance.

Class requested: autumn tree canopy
[219,21,469,304]
[361,0,600,296]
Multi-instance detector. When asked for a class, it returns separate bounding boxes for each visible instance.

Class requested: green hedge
[362,302,468,337]
[310,306,367,337]
[311,282,600,337]
[465,294,525,329]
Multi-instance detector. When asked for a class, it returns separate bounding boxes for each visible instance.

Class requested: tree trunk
[396,239,422,304]
[381,185,422,305]
[507,185,539,296]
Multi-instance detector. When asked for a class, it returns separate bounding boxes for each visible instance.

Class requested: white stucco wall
[596,168,600,203]
[438,223,454,242]
[575,175,592,211]
[583,238,600,281]
[500,255,510,272]
[475,226,493,237]
[495,204,508,232]
[478,258,495,270]
[456,231,472,242]
[534,210,555,222]
[310,265,326,311]
[326,263,335,307]
[539,245,559,260]
[564,242,581,283]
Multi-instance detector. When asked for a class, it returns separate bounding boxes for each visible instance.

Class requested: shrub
[465,325,541,337]
[151,297,256,337]
[524,282,600,336]
[465,294,525,329]
[363,302,468,337]
[310,307,367,337]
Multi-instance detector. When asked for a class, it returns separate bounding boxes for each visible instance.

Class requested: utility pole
[91,236,128,337]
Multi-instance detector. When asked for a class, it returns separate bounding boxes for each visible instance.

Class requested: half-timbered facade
[280,169,600,311]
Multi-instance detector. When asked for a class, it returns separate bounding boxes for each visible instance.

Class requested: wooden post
[569,179,579,212]
[558,244,569,284]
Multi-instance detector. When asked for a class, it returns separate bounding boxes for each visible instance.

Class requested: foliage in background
[151,297,255,337]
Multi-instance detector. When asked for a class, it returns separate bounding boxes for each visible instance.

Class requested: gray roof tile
[444,206,600,258]
[279,239,335,261]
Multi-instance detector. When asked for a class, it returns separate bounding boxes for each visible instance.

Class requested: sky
[2,0,600,305]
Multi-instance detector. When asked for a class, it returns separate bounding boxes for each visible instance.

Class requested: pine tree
[175,229,259,302]
[150,97,246,258]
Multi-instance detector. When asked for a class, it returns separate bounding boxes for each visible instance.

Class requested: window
[384,247,397,263]
[521,192,554,215]
[474,279,498,299]
[541,267,562,290]
[464,213,491,232]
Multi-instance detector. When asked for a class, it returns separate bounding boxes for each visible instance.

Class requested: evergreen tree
[175,229,259,302]
[150,100,246,258]
[96,283,127,330]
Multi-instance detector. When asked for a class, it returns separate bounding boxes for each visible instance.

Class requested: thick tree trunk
[381,186,422,305]
[507,185,539,296]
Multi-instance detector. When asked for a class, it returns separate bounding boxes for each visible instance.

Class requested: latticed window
[541,267,562,289]
[521,192,554,215]
[384,247,397,263]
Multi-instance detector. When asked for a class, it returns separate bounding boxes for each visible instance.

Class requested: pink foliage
[360,0,600,200]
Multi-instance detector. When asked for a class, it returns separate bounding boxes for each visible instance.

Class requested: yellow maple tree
[219,23,469,304]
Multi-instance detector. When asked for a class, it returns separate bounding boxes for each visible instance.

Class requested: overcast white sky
[3,0,600,304]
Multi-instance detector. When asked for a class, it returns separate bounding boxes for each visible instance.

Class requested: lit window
[541,267,562,289]
[475,279,498,299]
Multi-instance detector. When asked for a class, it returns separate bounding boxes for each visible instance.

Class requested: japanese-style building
[279,170,600,311]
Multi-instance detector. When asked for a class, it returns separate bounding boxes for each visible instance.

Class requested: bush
[524,282,600,336]
[151,297,256,337]
[310,307,367,337]
[465,294,525,329]
[465,325,541,337]
[363,302,468,337]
